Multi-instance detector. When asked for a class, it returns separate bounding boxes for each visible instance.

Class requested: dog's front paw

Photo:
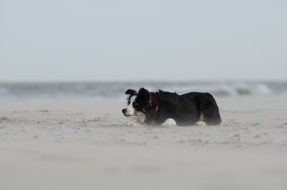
[161,118,177,127]
[126,121,143,127]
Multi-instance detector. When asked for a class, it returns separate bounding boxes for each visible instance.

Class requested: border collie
[122,88,221,127]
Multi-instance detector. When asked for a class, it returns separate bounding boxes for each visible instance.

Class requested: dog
[122,88,221,127]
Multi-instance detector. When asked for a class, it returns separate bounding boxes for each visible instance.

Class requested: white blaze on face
[125,102,135,116]
[124,96,136,116]
[123,96,146,123]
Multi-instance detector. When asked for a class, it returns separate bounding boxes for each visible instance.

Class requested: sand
[0,96,287,190]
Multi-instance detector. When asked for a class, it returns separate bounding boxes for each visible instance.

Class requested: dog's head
[122,88,153,122]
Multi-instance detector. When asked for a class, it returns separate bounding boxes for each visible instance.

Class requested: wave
[0,81,286,99]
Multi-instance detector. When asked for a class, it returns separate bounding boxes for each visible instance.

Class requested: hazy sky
[1,0,286,81]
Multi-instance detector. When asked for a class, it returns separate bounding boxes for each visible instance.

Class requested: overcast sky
[0,0,286,81]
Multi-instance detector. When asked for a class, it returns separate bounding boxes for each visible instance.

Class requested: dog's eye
[133,102,140,107]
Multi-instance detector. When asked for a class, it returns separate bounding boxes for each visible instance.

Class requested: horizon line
[0,79,287,83]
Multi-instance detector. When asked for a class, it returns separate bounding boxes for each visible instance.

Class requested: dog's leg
[136,112,146,124]
[195,113,207,126]
[161,118,177,127]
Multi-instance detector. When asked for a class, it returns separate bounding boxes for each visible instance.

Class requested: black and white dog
[122,88,221,127]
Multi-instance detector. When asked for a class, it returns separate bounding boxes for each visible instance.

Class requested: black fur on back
[132,88,221,126]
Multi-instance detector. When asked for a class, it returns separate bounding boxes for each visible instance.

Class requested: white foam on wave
[0,81,285,99]
[254,84,272,95]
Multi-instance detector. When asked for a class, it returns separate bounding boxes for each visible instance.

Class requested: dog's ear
[125,89,137,95]
[126,89,138,105]
[138,88,150,95]
[138,87,150,98]
[138,88,152,106]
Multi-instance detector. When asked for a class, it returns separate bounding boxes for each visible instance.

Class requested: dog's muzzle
[122,108,134,117]
[122,108,128,116]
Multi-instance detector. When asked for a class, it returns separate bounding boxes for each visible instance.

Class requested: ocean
[0,81,286,99]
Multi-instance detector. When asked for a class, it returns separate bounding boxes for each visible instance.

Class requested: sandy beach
[0,96,287,190]
[2,0,287,189]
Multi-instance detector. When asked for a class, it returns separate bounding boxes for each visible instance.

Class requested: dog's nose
[122,109,126,115]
